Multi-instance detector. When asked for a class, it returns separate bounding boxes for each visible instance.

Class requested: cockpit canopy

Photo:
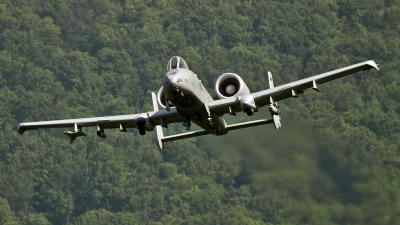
[167,56,188,71]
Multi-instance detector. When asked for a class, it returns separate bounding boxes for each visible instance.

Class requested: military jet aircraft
[18,56,379,149]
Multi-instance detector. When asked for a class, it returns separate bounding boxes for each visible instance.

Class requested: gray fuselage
[163,68,227,134]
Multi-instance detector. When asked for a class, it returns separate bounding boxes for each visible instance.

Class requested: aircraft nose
[164,72,178,88]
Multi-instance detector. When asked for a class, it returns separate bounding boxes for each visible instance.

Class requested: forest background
[0,0,400,224]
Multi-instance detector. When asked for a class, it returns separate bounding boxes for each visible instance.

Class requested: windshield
[167,56,188,71]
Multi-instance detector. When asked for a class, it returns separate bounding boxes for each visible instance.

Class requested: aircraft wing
[208,60,379,114]
[18,92,184,145]
[18,108,181,135]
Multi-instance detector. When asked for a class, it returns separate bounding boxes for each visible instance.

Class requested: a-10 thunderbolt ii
[18,56,379,149]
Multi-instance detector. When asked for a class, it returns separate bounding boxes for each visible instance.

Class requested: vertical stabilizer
[156,126,165,149]
[267,72,281,130]
[268,71,274,89]
[152,92,159,111]
[152,92,165,149]
[272,115,281,130]
[268,72,277,106]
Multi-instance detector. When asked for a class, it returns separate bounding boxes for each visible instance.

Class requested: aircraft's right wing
[17,109,180,134]
[18,95,182,144]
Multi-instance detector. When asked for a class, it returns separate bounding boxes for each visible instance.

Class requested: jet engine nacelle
[214,73,251,99]
[157,86,175,110]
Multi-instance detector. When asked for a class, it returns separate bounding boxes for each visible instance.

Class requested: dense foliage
[1,0,400,224]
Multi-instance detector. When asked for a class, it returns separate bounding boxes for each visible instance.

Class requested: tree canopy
[1,0,400,224]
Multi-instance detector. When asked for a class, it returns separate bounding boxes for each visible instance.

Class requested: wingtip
[156,126,165,150]
[17,124,26,135]
[151,92,159,112]
[366,60,379,71]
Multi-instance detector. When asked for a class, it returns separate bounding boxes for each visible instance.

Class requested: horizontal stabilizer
[159,118,274,148]
[161,129,209,144]
[226,118,274,131]
[268,71,274,88]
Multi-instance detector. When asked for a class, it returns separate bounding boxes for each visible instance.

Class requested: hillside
[0,0,400,224]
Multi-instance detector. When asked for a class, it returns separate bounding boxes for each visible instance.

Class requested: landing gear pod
[244,108,254,116]
[135,114,154,136]
[136,117,147,135]
[240,95,257,116]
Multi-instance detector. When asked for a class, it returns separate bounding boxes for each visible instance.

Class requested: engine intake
[157,86,175,110]
[215,73,250,99]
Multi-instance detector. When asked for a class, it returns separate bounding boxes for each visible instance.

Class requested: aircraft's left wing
[208,60,379,115]
[253,60,379,108]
